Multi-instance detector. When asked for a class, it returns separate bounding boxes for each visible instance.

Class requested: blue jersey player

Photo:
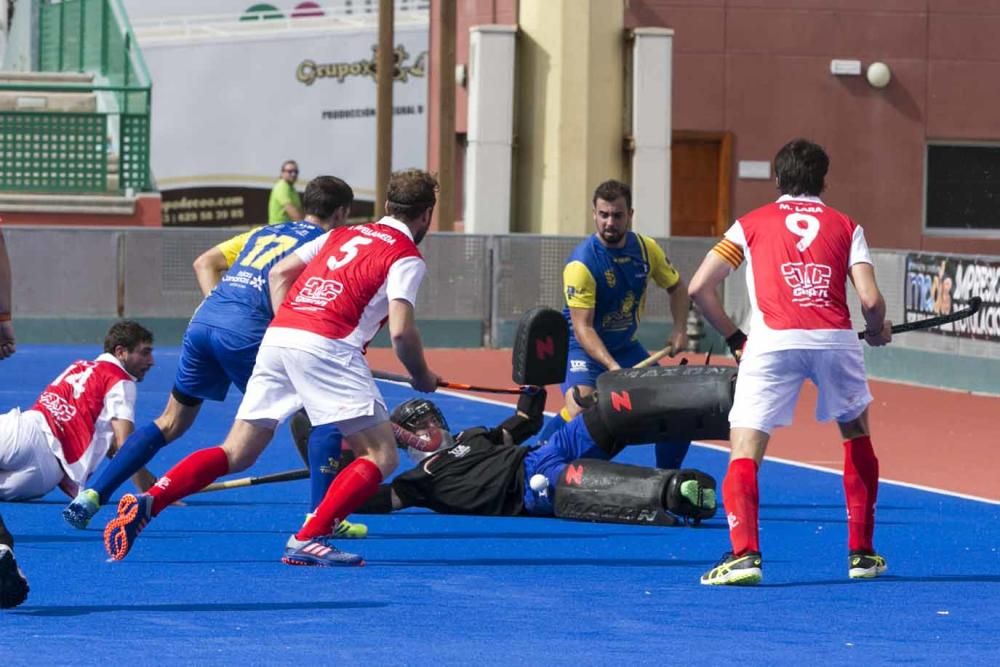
[537,180,692,468]
[63,176,365,537]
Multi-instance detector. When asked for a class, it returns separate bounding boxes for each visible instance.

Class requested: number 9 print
[785,213,820,251]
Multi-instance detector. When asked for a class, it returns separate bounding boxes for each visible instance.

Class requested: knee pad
[593,365,736,445]
[553,459,678,527]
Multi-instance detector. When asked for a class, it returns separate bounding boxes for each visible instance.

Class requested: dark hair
[281,160,298,171]
[385,169,438,221]
[592,180,632,209]
[302,175,353,218]
[104,320,153,354]
[774,139,829,196]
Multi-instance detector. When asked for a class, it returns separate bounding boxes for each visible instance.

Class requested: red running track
[368,348,1000,502]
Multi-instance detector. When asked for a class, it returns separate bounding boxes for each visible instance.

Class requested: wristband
[725,329,747,357]
[0,313,10,322]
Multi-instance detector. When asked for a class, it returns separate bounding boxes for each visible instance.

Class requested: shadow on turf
[755,574,1000,588]
[373,558,705,567]
[12,600,388,617]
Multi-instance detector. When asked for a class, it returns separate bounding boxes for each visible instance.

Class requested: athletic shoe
[679,479,717,513]
[302,512,369,539]
[0,544,29,609]
[334,519,368,539]
[700,551,763,586]
[63,489,101,529]
[281,534,364,567]
[848,550,888,579]
[103,493,154,561]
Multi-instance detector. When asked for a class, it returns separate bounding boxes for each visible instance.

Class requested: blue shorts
[521,415,612,515]
[560,342,649,395]
[174,323,261,402]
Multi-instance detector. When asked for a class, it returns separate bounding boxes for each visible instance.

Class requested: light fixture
[866,62,891,88]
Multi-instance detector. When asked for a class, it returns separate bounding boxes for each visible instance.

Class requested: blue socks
[90,422,168,504]
[655,440,691,469]
[307,423,344,510]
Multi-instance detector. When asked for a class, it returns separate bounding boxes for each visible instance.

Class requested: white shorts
[236,344,388,435]
[0,408,65,501]
[728,347,873,435]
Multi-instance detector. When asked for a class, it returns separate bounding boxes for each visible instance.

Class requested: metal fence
[5,225,999,362]
[0,0,152,194]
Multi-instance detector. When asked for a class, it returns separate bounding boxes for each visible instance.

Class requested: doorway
[671,130,732,237]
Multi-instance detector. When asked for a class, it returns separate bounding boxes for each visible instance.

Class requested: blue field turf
[1,345,998,665]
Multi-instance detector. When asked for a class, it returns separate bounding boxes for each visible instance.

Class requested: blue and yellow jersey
[562,232,680,352]
[191,220,326,339]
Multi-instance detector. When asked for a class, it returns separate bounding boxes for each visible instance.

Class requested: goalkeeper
[358,386,718,527]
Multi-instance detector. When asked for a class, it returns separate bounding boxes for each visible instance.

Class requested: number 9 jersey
[191,221,327,341]
[711,194,873,354]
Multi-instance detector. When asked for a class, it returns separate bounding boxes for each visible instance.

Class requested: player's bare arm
[688,253,740,337]
[666,278,690,354]
[388,298,439,392]
[268,253,308,311]
[192,247,231,297]
[849,262,892,346]
[568,306,618,371]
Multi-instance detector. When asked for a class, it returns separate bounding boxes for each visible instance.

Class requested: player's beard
[599,227,625,245]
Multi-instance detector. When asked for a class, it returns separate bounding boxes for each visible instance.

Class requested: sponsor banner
[904,253,1000,341]
[141,22,427,226]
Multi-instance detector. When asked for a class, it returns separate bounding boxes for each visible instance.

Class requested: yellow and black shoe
[848,550,887,579]
[700,551,763,586]
[334,519,368,539]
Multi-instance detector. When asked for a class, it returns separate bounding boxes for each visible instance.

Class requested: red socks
[843,435,879,552]
[148,447,230,516]
[723,458,760,555]
[297,458,382,540]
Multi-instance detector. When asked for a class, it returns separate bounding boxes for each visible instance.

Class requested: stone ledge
[0,192,136,215]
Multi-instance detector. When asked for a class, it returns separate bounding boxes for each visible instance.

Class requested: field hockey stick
[856,296,982,339]
[198,468,309,493]
[633,344,674,369]
[372,370,542,395]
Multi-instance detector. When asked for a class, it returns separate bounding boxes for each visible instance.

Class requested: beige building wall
[515,0,626,234]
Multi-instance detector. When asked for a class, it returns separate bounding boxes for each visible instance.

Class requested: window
[926,144,1000,235]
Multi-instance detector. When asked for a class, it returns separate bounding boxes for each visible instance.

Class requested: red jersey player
[688,139,892,585]
[0,320,155,501]
[104,170,442,566]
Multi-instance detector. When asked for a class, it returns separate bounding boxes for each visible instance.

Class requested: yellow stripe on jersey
[215,226,262,267]
[711,238,744,269]
[639,235,681,290]
[563,260,597,308]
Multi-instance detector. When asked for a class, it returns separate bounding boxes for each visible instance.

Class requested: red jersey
[712,195,873,354]
[31,353,137,484]
[264,217,426,357]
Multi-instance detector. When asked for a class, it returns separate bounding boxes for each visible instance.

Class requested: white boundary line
[379,382,1000,507]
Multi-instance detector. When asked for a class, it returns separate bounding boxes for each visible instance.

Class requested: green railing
[0,0,152,194]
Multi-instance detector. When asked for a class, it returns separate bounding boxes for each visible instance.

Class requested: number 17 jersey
[191,220,326,341]
[712,194,873,354]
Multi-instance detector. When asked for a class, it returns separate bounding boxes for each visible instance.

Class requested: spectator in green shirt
[268,160,303,223]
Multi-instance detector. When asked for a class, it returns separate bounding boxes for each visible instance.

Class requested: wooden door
[670,131,732,237]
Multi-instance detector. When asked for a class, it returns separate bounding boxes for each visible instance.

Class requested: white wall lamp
[830,59,891,88]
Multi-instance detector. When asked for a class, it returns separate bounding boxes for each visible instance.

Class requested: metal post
[374,0,394,218]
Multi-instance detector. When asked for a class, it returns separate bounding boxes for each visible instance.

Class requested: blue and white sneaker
[63,489,101,529]
[281,534,364,567]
